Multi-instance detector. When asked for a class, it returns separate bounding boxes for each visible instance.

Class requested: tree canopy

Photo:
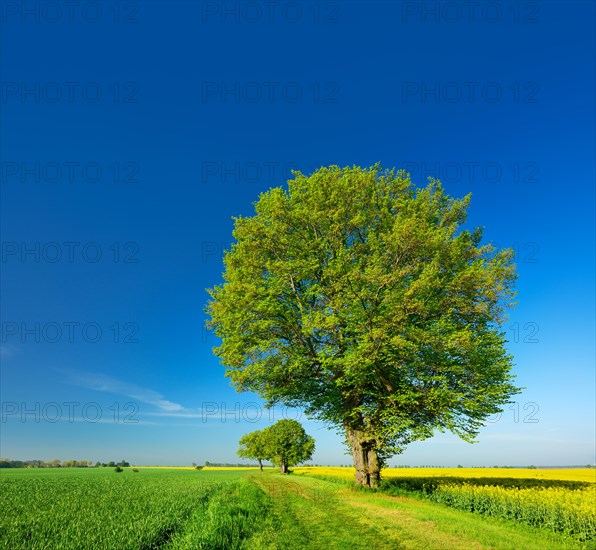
[237,429,270,471]
[265,419,315,474]
[207,164,520,486]
[237,420,315,474]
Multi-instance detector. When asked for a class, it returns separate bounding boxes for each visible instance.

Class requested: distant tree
[237,430,271,471]
[206,165,520,487]
[265,419,315,474]
[108,461,116,467]
[192,462,197,467]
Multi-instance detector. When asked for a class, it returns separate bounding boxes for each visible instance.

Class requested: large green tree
[264,419,315,474]
[207,165,519,487]
[237,429,270,471]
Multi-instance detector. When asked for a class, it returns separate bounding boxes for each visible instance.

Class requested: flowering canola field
[294,466,596,482]
[294,467,596,542]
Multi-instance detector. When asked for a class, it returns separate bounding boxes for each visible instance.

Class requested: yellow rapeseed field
[293,466,596,541]
[293,466,596,483]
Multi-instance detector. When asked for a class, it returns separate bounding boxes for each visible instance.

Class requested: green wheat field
[1,466,594,549]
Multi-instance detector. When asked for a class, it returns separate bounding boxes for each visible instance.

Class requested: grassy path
[248,472,587,550]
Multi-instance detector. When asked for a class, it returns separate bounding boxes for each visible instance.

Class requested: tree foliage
[265,419,315,473]
[208,164,520,486]
[237,420,315,473]
[237,429,270,470]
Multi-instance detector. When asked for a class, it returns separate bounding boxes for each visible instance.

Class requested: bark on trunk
[258,459,263,472]
[346,427,381,488]
[279,462,289,474]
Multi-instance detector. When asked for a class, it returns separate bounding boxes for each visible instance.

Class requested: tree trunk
[258,459,263,472]
[346,427,381,488]
[279,462,288,474]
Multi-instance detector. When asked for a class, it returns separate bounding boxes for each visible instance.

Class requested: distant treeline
[0,459,131,468]
[204,461,260,468]
[3,458,592,469]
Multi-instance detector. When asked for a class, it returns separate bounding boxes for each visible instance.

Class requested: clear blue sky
[1,1,594,467]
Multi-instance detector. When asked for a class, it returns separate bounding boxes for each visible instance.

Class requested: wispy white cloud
[0,344,17,357]
[64,371,185,412]
[61,416,160,426]
[145,410,251,419]
[145,411,203,418]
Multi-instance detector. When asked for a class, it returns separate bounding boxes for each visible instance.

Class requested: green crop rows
[0,468,270,549]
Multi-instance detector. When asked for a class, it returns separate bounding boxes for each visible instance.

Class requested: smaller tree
[237,430,270,471]
[266,419,315,474]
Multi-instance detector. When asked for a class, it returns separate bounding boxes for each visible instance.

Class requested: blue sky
[1,1,594,467]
